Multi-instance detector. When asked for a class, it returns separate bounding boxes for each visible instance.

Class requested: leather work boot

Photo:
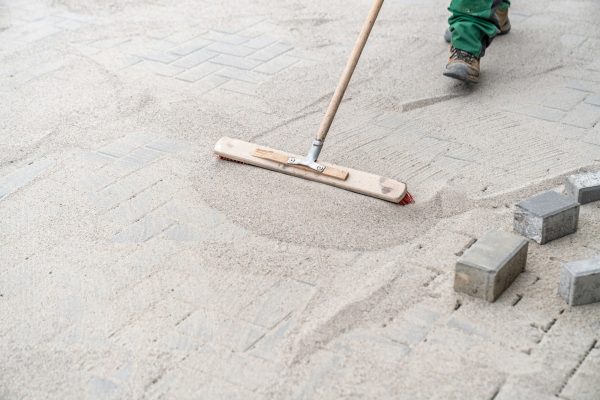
[443,46,480,83]
[444,8,511,43]
[495,8,511,35]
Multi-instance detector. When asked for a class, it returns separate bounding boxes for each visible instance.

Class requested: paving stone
[112,213,175,243]
[382,303,442,345]
[191,74,230,94]
[145,139,189,153]
[209,54,261,70]
[96,134,154,158]
[507,103,566,122]
[176,309,266,352]
[561,347,600,400]
[202,31,250,45]
[248,42,293,62]
[172,49,217,69]
[584,93,600,106]
[104,175,182,225]
[90,49,141,71]
[543,88,587,111]
[238,279,316,329]
[514,191,580,244]
[566,79,600,93]
[0,158,55,194]
[454,230,528,302]
[175,61,222,82]
[253,54,299,75]
[559,256,600,306]
[121,147,163,165]
[205,42,256,57]
[560,33,588,48]
[139,50,180,64]
[168,37,212,56]
[330,329,411,366]
[214,66,269,83]
[220,80,260,96]
[243,35,277,50]
[164,223,204,241]
[562,102,600,128]
[139,60,185,77]
[565,171,600,204]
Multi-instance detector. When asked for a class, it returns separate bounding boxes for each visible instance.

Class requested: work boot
[495,8,511,35]
[444,8,511,43]
[443,46,480,83]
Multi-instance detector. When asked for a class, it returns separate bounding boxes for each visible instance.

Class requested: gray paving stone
[382,304,442,345]
[220,79,260,96]
[585,94,600,106]
[205,42,256,57]
[209,54,261,70]
[202,30,250,45]
[559,256,600,306]
[168,37,212,56]
[90,49,141,71]
[543,88,587,111]
[121,147,163,165]
[565,171,600,204]
[172,49,217,69]
[145,139,189,153]
[238,279,316,329]
[454,230,528,302]
[139,60,185,77]
[96,134,154,158]
[248,42,293,62]
[139,50,180,64]
[243,35,277,50]
[177,309,266,352]
[176,61,222,82]
[253,54,299,75]
[164,223,204,241]
[215,66,269,83]
[104,176,182,225]
[514,191,580,244]
[560,33,588,48]
[112,213,175,243]
[0,158,55,193]
[562,102,600,128]
[561,347,600,400]
[192,74,229,94]
[506,103,565,122]
[566,79,600,93]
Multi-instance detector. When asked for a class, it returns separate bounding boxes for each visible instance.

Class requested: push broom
[214,0,413,205]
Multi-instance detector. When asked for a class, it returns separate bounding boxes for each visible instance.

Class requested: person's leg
[443,0,500,83]
[498,0,510,11]
[448,0,498,58]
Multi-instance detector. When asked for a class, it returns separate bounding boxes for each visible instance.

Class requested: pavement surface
[1,0,600,398]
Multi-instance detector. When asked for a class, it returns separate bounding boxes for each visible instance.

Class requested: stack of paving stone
[454,171,600,306]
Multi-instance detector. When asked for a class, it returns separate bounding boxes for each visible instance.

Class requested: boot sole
[443,70,479,84]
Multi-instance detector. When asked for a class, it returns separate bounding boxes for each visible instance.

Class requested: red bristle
[399,191,414,205]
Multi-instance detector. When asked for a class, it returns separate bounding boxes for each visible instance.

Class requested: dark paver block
[454,231,528,302]
[514,191,579,244]
[559,256,600,306]
[566,171,600,204]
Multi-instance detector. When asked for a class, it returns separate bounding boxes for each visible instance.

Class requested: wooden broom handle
[316,0,384,142]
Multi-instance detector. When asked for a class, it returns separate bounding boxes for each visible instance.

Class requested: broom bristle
[399,191,414,206]
[219,155,246,164]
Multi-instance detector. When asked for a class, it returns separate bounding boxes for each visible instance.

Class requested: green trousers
[448,0,510,57]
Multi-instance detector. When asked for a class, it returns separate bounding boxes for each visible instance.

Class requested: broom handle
[315,0,384,142]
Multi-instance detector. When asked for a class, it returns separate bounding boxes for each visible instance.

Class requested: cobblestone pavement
[1,0,600,399]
